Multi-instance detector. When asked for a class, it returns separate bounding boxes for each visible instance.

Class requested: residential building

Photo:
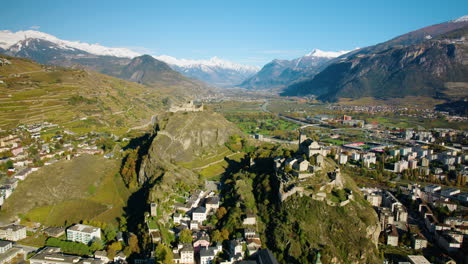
[351,152,360,161]
[424,185,441,193]
[29,247,98,264]
[246,237,262,255]
[408,160,418,170]
[0,224,26,241]
[94,251,109,263]
[179,244,194,264]
[386,225,399,246]
[441,188,460,197]
[366,193,382,207]
[66,224,101,244]
[394,160,408,173]
[338,154,348,165]
[411,233,427,250]
[229,239,245,261]
[192,207,207,222]
[242,214,256,226]
[205,197,220,212]
[407,255,431,264]
[0,240,12,254]
[199,245,221,264]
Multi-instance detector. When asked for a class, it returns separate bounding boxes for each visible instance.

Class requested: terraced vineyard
[0,55,165,134]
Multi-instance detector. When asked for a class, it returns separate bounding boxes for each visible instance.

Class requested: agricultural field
[224,112,300,139]
[0,55,165,135]
[0,154,130,226]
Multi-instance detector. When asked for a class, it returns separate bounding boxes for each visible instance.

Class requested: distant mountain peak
[0,30,140,58]
[154,54,260,73]
[305,49,351,58]
[451,15,468,23]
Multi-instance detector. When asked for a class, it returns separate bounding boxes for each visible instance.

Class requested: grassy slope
[0,154,130,226]
[0,55,164,134]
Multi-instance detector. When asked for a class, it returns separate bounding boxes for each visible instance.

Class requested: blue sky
[1,0,467,66]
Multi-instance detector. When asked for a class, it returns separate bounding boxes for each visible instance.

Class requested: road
[127,114,158,133]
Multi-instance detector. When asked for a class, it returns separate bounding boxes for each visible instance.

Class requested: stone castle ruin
[275,133,352,205]
[168,100,203,113]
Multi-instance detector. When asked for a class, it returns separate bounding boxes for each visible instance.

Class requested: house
[338,154,348,165]
[242,214,256,226]
[177,244,194,264]
[205,197,220,212]
[365,193,382,207]
[193,232,210,250]
[173,213,183,224]
[386,225,398,246]
[351,152,360,161]
[244,229,256,238]
[192,207,207,222]
[114,251,126,262]
[66,224,101,244]
[0,240,12,254]
[199,244,221,264]
[229,239,245,261]
[407,255,431,264]
[43,227,65,238]
[94,250,109,263]
[13,167,33,181]
[0,224,26,241]
[246,237,261,255]
[0,186,12,200]
[412,233,427,250]
[190,221,199,230]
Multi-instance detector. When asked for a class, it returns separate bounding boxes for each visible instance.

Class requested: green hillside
[0,154,130,226]
[0,55,165,134]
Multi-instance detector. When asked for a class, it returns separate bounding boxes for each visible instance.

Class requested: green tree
[155,243,173,264]
[211,230,223,243]
[179,229,193,244]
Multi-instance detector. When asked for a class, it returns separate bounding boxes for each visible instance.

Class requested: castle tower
[150,203,157,217]
[299,132,307,145]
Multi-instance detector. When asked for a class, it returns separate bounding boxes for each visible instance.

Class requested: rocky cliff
[138,111,241,188]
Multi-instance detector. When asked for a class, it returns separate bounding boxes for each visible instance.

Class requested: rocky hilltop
[138,111,241,186]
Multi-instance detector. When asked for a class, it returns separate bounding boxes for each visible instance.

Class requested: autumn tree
[128,234,140,254]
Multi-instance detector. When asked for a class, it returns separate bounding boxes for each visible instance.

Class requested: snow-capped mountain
[0,29,259,87]
[239,49,352,90]
[155,55,259,87]
[304,49,351,58]
[452,15,468,23]
[0,30,139,58]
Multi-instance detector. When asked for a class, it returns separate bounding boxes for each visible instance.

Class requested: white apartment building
[66,224,101,244]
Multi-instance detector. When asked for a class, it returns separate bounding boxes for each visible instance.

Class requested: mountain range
[1,15,467,104]
[281,16,468,104]
[239,49,351,90]
[0,30,258,87]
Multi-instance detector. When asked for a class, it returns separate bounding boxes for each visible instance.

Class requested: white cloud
[29,25,40,30]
